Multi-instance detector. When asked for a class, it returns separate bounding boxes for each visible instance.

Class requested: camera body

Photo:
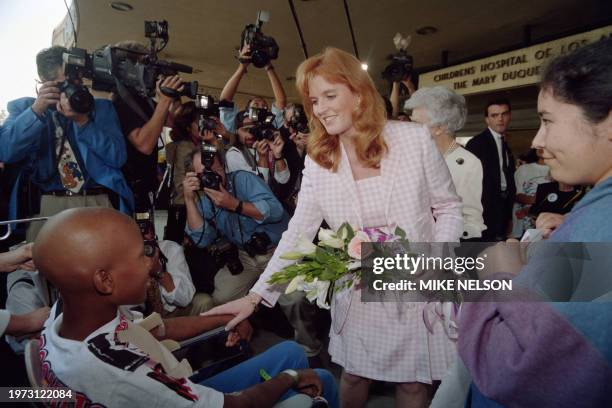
[209,238,243,275]
[240,11,279,69]
[244,231,271,258]
[287,104,309,134]
[59,48,95,114]
[61,20,197,104]
[196,95,221,132]
[199,143,222,191]
[144,20,168,41]
[247,107,276,141]
[134,211,158,256]
[381,49,414,83]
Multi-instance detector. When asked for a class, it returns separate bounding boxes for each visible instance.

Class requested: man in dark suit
[466,99,516,241]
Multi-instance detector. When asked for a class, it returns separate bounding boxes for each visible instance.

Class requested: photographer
[0,46,132,240]
[111,40,185,212]
[139,219,213,317]
[164,101,229,243]
[390,76,416,120]
[219,44,286,134]
[225,110,290,187]
[183,146,290,306]
[276,103,309,214]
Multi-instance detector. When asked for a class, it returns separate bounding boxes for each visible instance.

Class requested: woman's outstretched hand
[201,292,262,330]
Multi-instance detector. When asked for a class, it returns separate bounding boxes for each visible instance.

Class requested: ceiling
[67,0,612,106]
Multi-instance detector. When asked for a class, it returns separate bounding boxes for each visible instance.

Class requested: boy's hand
[225,319,253,347]
[295,369,323,398]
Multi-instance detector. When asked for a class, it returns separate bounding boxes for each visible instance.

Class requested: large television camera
[240,11,279,69]
[381,33,414,83]
[60,20,198,114]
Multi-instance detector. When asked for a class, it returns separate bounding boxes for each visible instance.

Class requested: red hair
[296,47,387,171]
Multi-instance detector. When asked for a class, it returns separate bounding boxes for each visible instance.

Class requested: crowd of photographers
[0,18,332,406]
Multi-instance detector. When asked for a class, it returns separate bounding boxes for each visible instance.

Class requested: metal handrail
[0,217,49,240]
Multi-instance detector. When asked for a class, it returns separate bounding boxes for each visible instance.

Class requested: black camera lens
[199,170,221,191]
[210,239,243,275]
[251,50,270,69]
[144,240,157,257]
[198,116,217,132]
[245,232,271,257]
[60,82,94,114]
[225,253,244,275]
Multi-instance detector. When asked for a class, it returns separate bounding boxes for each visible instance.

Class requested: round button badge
[547,193,558,202]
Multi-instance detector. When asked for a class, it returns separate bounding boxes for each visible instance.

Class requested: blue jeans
[200,341,338,408]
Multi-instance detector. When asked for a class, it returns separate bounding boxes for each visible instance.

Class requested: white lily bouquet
[267,223,406,309]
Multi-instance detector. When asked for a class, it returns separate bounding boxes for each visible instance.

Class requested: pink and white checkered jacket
[252,120,463,306]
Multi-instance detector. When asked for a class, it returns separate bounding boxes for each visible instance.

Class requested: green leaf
[395,226,407,240]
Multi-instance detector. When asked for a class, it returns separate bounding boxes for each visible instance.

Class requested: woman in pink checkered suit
[205,47,463,407]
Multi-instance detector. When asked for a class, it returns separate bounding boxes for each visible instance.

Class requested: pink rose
[347,231,371,259]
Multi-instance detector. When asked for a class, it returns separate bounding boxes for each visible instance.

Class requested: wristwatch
[281,369,299,387]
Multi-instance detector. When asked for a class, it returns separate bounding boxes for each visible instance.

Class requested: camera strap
[114,78,150,123]
[193,191,220,247]
[229,172,247,247]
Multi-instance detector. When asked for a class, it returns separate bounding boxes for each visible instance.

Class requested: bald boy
[33,208,338,408]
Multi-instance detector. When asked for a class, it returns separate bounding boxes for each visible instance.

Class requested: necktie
[502,139,510,174]
[52,113,85,193]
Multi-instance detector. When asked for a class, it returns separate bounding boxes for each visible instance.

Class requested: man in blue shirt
[184,146,323,359]
[183,145,289,306]
[0,46,133,240]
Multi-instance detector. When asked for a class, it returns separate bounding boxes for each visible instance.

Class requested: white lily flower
[285,275,305,294]
[294,236,317,256]
[318,228,344,249]
[315,280,331,309]
[348,260,361,270]
[304,280,319,303]
[337,224,351,241]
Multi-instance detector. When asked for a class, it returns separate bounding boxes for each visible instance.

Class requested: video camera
[60,20,198,114]
[382,33,414,83]
[199,143,222,191]
[382,49,414,83]
[287,104,309,134]
[247,107,276,141]
[240,11,279,69]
